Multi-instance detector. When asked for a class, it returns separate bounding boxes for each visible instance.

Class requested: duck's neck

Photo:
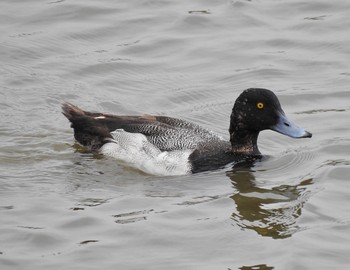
[229,115,261,155]
[230,131,260,155]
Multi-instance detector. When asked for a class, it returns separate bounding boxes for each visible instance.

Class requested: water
[1,0,350,269]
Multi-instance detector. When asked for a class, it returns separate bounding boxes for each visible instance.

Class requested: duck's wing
[62,102,222,151]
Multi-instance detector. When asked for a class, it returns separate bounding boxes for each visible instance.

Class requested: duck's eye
[256,102,264,109]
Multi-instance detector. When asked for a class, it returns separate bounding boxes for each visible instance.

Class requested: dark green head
[229,88,312,154]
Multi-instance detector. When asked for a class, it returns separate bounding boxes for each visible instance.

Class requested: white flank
[100,129,192,176]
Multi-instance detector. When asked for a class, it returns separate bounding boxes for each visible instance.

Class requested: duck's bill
[271,112,312,138]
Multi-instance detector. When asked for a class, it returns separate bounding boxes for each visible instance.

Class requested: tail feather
[62,102,85,120]
[62,102,112,150]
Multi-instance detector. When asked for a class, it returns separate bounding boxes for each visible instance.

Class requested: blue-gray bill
[271,111,312,138]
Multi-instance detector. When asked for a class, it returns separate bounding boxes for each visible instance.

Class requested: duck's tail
[62,102,112,150]
[62,102,85,119]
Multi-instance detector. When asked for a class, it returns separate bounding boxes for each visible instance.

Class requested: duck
[62,88,312,175]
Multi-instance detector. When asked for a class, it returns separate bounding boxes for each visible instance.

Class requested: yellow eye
[257,102,264,109]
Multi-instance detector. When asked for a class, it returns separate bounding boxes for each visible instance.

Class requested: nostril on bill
[284,122,290,127]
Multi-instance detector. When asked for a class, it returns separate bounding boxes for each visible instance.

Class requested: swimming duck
[62,88,312,175]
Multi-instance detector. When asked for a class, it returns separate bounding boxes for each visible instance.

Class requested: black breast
[189,140,237,173]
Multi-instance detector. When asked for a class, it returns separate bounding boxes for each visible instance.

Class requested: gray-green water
[1,0,350,269]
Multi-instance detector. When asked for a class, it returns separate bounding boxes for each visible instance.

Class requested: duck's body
[62,88,312,175]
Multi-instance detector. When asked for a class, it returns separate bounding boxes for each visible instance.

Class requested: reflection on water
[238,264,274,270]
[228,160,313,239]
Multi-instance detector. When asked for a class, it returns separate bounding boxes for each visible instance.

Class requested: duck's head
[229,88,312,155]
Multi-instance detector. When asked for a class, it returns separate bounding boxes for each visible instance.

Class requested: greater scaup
[62,88,312,175]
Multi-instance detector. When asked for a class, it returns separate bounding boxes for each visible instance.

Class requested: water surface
[1,0,350,269]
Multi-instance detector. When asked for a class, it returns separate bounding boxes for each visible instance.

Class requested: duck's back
[62,102,224,151]
[140,116,224,151]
